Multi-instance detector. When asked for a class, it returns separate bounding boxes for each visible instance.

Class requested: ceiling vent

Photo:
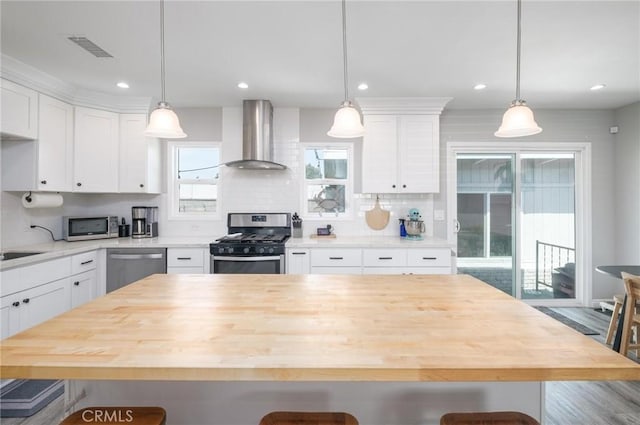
[67,36,113,58]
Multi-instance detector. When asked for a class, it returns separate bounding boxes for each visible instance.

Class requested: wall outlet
[433,209,445,221]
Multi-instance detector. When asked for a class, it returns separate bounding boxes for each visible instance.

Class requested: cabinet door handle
[176,257,192,260]
[378,257,393,260]
[40,180,47,184]
[422,257,437,260]
[76,182,82,187]
[80,259,94,265]
[74,281,80,286]
[291,252,307,255]
[22,298,30,304]
[402,184,407,188]
[392,184,396,188]
[140,184,144,188]
[329,257,344,260]
[12,301,20,307]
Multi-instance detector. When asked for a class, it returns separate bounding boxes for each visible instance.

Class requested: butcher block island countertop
[1,273,639,382]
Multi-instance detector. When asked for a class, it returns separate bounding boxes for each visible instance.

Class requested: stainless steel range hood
[225,100,287,170]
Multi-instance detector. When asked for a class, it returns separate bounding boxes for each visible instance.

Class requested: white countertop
[286,235,454,249]
[1,235,454,271]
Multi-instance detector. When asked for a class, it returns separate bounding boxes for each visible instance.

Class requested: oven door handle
[212,255,282,262]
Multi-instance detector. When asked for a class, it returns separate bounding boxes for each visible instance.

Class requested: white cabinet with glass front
[119,114,161,193]
[74,106,119,192]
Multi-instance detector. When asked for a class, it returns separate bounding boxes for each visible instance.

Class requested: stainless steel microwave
[63,216,119,241]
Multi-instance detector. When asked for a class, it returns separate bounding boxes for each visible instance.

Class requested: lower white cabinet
[167,248,207,274]
[0,250,100,339]
[286,249,310,274]
[286,246,453,276]
[1,277,71,340]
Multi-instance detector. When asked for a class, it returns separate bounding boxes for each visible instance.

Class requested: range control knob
[268,247,275,254]
[257,247,265,254]
[227,247,234,254]
[218,247,225,254]
[243,247,250,254]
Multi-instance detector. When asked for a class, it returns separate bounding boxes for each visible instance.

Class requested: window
[168,142,221,220]
[302,145,353,218]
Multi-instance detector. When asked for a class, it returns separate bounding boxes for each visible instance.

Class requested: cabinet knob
[74,281,80,286]
[402,184,406,188]
[139,184,144,188]
[40,180,47,184]
[12,301,20,307]
[77,182,82,187]
[392,184,396,188]
[22,298,30,304]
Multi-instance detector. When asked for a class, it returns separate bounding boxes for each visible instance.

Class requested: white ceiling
[1,1,639,110]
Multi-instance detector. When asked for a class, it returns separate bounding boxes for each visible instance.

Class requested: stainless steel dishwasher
[106,248,166,293]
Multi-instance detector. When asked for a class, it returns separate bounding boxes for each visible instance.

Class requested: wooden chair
[60,406,166,425]
[259,411,358,425]
[605,294,626,345]
[620,272,640,357]
[440,411,540,425]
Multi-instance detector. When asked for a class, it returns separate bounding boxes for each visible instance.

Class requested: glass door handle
[454,219,461,233]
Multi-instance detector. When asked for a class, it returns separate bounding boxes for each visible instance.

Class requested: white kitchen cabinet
[362,247,452,275]
[286,248,310,274]
[310,248,362,274]
[74,106,119,192]
[1,78,38,140]
[70,251,98,308]
[362,114,439,193]
[1,278,71,339]
[1,94,74,192]
[167,248,206,274]
[119,114,161,193]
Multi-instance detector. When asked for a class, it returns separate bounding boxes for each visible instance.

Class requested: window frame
[167,141,222,221]
[300,143,354,220]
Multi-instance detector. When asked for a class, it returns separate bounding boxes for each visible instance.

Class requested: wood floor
[2,307,639,425]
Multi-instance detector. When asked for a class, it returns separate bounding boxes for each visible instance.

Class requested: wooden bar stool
[440,411,540,425]
[620,272,640,357]
[259,411,358,425]
[605,294,626,345]
[60,406,166,425]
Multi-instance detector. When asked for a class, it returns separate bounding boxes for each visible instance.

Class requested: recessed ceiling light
[473,83,487,90]
[237,82,249,89]
[590,84,606,91]
[116,82,129,89]
[357,83,368,91]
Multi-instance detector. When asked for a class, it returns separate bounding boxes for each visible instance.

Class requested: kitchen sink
[0,251,44,261]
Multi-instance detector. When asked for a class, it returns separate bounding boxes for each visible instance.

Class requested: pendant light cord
[515,0,522,101]
[160,0,166,103]
[341,0,349,103]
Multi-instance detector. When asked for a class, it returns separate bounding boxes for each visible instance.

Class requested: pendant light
[145,0,187,138]
[327,0,365,138]
[495,0,541,138]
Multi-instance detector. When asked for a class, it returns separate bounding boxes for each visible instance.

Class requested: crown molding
[356,97,453,115]
[1,54,151,113]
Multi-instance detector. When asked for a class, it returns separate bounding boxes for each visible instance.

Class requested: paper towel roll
[22,192,63,209]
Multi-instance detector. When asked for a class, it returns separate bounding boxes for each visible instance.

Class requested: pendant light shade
[328,101,365,138]
[327,0,364,138]
[145,0,187,139]
[145,101,186,138]
[495,101,542,138]
[495,0,541,138]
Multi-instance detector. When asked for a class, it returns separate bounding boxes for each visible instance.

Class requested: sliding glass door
[452,147,581,303]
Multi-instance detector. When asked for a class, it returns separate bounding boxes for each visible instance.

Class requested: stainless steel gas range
[209,213,291,274]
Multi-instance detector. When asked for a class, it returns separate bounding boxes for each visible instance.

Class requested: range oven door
[211,255,285,274]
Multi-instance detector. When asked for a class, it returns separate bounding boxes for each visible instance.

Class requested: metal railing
[535,240,575,291]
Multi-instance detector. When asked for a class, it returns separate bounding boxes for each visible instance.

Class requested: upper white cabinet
[1,78,38,140]
[1,94,74,191]
[74,106,119,192]
[358,97,450,194]
[119,114,161,194]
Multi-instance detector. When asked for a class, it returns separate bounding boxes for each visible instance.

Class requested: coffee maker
[131,206,159,239]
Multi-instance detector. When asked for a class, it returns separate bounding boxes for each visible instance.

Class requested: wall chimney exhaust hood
[225,100,287,170]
